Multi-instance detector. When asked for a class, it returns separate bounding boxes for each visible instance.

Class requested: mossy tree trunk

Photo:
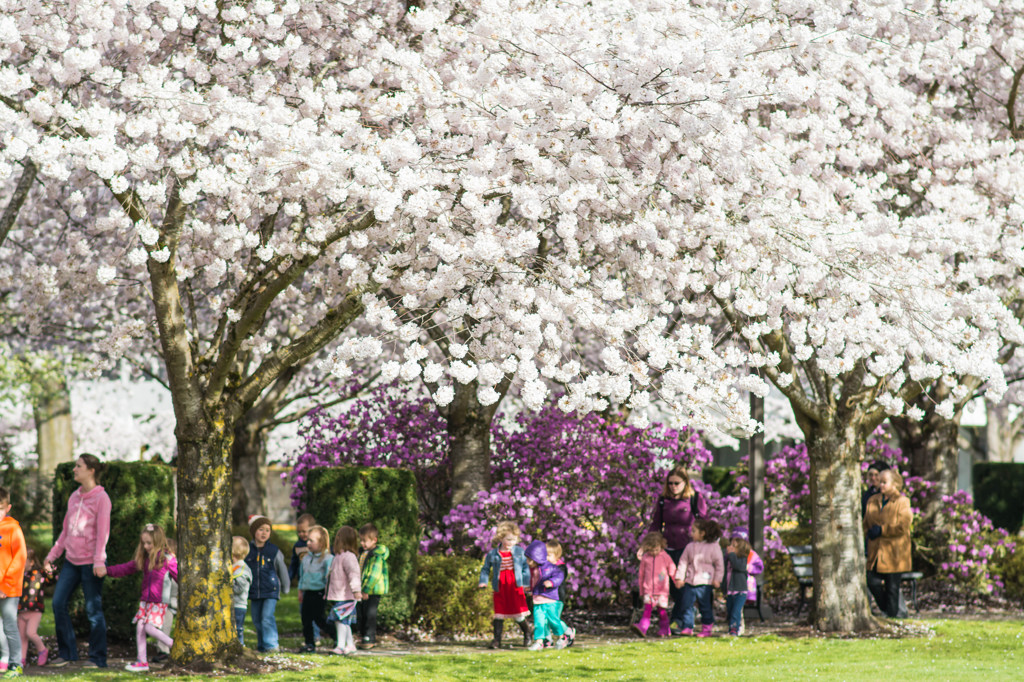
[112,179,375,663]
[804,420,877,632]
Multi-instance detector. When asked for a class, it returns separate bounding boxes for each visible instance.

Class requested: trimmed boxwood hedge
[301,466,419,628]
[973,462,1024,534]
[52,461,176,642]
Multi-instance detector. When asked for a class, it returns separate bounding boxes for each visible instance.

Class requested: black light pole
[748,372,765,555]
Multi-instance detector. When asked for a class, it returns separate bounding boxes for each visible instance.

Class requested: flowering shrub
[291,384,717,605]
[425,407,713,603]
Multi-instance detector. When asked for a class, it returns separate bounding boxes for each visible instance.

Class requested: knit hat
[730,528,749,541]
[248,514,271,537]
[868,460,890,472]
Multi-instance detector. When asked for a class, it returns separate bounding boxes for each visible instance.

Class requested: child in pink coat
[633,531,676,638]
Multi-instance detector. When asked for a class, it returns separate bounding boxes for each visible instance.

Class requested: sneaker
[0,664,7,672]
[563,627,576,647]
[125,662,150,673]
[357,642,376,650]
[669,620,683,635]
[553,637,568,650]
[527,639,545,651]
[297,644,315,653]
[343,644,357,656]
[36,650,48,667]
[47,657,70,668]
[729,628,739,636]
[329,647,346,656]
[82,660,102,668]
[679,628,693,636]
[3,666,22,678]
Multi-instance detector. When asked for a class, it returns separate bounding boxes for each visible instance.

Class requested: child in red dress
[478,521,532,649]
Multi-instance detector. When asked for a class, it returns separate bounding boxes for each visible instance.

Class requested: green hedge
[52,461,176,642]
[302,466,420,628]
[973,463,1024,533]
[702,465,738,496]
[413,554,492,635]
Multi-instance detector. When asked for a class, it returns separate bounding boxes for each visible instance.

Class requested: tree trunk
[172,421,241,663]
[805,422,877,632]
[32,372,74,478]
[984,402,1022,463]
[890,408,960,525]
[448,381,495,508]
[231,416,268,527]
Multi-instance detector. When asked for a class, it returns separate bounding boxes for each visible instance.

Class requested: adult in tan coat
[863,469,913,617]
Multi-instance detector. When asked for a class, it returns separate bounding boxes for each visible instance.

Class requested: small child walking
[724,529,764,636]
[18,548,53,667]
[153,538,177,664]
[357,523,388,650]
[230,537,252,645]
[478,521,532,649]
[106,524,178,673]
[245,515,290,653]
[524,540,572,650]
[0,486,27,677]
[633,531,675,638]
[298,525,333,653]
[326,526,362,656]
[672,518,723,638]
[545,540,574,647]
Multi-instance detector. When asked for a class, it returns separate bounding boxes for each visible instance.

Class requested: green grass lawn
[23,618,1023,680]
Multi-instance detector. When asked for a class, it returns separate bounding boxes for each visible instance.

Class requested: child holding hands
[106,524,177,673]
[230,537,252,645]
[672,518,723,638]
[478,521,531,649]
[724,529,764,636]
[633,531,675,638]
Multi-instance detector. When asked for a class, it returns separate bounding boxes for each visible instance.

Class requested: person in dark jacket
[648,463,708,633]
[245,515,290,652]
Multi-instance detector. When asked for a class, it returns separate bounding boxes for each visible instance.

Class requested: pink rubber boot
[632,604,653,638]
[657,608,671,637]
[697,623,714,638]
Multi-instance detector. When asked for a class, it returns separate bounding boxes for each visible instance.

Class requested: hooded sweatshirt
[107,552,178,603]
[46,485,112,568]
[0,516,27,597]
[524,540,564,603]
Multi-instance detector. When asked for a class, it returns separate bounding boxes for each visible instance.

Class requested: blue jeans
[51,562,107,666]
[680,584,713,630]
[667,549,686,626]
[0,597,20,667]
[250,598,279,652]
[233,607,247,645]
[726,592,747,632]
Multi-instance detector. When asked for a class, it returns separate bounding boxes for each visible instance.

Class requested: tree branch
[0,159,37,249]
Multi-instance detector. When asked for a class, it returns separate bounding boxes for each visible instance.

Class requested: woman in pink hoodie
[44,454,111,668]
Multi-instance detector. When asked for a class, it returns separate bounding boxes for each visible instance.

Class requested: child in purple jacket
[672,519,723,638]
[524,541,574,651]
[724,529,764,636]
[106,524,178,673]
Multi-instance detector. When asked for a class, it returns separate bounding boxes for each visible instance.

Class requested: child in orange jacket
[0,486,28,675]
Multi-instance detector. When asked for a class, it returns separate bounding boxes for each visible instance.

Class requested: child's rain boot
[517,618,533,647]
[657,608,671,637]
[489,619,503,649]
[697,623,714,638]
[632,603,653,638]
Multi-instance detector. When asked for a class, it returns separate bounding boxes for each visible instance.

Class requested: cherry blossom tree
[1,0,769,658]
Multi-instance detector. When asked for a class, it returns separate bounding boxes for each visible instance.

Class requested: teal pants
[532,602,567,641]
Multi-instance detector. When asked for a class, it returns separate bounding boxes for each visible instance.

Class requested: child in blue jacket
[478,521,533,649]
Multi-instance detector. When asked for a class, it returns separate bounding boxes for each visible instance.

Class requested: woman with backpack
[647,463,708,634]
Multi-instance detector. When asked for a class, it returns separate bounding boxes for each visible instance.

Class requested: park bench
[786,544,923,613]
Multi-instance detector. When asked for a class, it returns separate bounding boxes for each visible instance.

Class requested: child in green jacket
[357,523,389,649]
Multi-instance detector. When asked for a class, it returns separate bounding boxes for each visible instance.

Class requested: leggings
[18,612,44,665]
[135,620,173,664]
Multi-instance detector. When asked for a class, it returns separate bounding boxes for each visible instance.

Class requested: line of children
[633,520,764,639]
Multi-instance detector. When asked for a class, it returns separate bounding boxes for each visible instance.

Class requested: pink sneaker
[697,624,714,638]
[0,663,8,672]
[679,628,693,636]
[37,650,48,667]
[125,661,150,673]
